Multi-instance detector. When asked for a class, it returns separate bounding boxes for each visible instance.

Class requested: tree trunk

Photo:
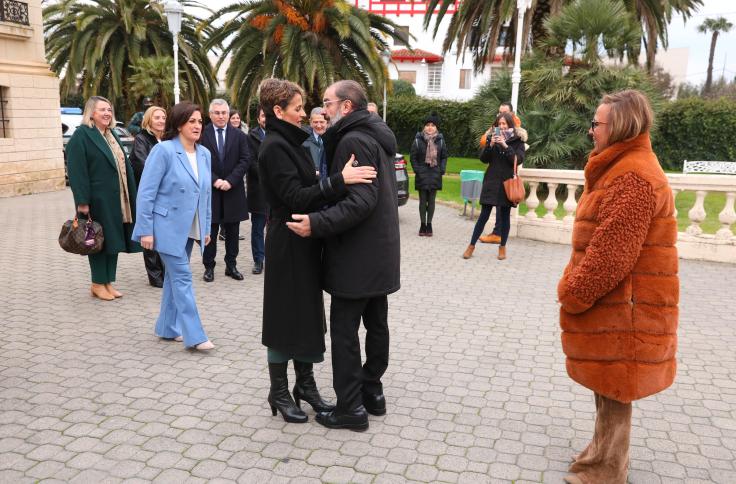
[704,31,718,94]
[645,24,657,74]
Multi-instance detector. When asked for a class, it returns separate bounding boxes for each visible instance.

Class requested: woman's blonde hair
[257,78,304,116]
[141,106,166,135]
[82,96,117,129]
[600,90,654,145]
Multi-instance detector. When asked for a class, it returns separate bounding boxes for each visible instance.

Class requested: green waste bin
[460,170,484,219]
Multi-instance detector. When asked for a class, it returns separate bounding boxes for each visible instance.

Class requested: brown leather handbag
[503,156,525,204]
[59,213,104,255]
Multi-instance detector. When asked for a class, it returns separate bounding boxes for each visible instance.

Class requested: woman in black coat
[410,112,448,236]
[257,79,376,423]
[130,106,167,287]
[463,112,525,261]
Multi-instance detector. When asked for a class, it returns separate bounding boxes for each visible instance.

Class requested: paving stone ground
[1,189,735,484]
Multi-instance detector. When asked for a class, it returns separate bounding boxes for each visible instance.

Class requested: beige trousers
[565,393,632,484]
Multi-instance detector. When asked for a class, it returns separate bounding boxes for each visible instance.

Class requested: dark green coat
[67,125,141,255]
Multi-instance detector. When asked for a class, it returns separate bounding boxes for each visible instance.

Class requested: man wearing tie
[200,99,252,282]
[302,107,328,178]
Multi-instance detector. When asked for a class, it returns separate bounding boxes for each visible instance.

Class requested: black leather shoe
[315,406,369,431]
[362,392,386,416]
[252,261,263,275]
[225,266,244,280]
[203,267,214,282]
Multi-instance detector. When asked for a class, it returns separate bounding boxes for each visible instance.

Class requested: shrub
[652,97,736,170]
[391,79,416,97]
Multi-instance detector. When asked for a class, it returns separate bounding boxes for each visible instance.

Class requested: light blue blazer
[132,138,212,257]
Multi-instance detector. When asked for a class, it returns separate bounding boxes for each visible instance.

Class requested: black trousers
[330,295,390,411]
[203,222,240,269]
[142,248,165,284]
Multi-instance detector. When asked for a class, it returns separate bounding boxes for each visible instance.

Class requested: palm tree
[698,17,734,94]
[203,0,410,111]
[43,0,216,117]
[129,56,188,109]
[424,0,702,73]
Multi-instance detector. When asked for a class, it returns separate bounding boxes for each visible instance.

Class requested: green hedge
[386,96,479,158]
[652,98,736,170]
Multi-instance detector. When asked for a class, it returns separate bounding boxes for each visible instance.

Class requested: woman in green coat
[67,96,141,300]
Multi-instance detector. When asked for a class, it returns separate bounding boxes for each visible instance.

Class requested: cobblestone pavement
[1,189,735,484]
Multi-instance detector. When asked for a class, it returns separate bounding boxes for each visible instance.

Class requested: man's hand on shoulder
[286,214,312,237]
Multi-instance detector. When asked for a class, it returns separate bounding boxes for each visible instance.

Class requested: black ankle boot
[426,223,433,237]
[268,362,307,423]
[419,223,427,236]
[292,361,336,413]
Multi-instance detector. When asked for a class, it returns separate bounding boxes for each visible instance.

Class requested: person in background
[558,90,678,484]
[128,97,154,136]
[463,112,525,261]
[302,107,328,174]
[130,105,167,287]
[479,101,528,244]
[410,112,448,237]
[229,109,249,134]
[247,107,268,275]
[366,102,379,116]
[200,99,252,282]
[257,78,376,424]
[67,96,141,301]
[132,101,214,351]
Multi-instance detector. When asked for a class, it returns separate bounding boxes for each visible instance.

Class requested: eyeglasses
[211,111,229,116]
[323,99,345,107]
[590,120,608,130]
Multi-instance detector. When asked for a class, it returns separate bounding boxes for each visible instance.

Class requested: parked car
[395,153,409,206]
[61,108,134,185]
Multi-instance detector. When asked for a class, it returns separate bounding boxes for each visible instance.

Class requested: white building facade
[353,0,495,101]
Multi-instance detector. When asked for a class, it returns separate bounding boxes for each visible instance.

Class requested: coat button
[173,207,178,210]
[180,188,185,192]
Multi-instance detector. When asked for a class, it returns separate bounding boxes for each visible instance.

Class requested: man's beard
[329,110,343,126]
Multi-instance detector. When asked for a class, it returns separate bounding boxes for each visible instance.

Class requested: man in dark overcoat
[247,107,268,275]
[287,80,401,431]
[200,99,252,281]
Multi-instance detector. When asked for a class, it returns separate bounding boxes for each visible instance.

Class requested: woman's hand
[497,135,508,148]
[77,204,89,215]
[341,155,377,185]
[140,235,154,250]
[204,235,211,246]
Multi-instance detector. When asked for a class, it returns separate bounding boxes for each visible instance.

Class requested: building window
[398,70,416,84]
[0,0,30,25]
[394,26,410,47]
[459,69,471,89]
[427,64,442,94]
[0,87,9,138]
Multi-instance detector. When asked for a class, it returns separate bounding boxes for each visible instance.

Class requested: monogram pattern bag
[59,213,104,255]
[503,156,525,204]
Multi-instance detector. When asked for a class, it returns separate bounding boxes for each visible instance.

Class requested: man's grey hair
[333,80,368,111]
[310,107,325,118]
[367,102,378,110]
[209,98,229,112]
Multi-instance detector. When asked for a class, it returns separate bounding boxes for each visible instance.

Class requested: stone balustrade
[512,168,736,264]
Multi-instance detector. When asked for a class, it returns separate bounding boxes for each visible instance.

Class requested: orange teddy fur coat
[558,133,679,404]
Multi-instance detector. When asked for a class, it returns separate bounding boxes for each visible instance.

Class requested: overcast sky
[194,0,736,86]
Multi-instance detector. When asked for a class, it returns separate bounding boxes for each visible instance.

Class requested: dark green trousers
[88,253,118,284]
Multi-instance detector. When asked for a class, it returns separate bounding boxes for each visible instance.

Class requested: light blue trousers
[155,238,208,347]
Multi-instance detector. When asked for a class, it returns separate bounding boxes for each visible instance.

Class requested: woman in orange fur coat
[557,90,678,484]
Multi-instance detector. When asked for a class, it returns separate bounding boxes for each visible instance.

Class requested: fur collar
[584,133,652,188]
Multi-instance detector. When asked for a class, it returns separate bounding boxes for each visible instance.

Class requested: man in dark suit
[247,107,268,275]
[200,99,252,282]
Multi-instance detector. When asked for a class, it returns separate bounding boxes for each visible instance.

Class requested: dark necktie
[317,136,328,181]
[217,128,225,160]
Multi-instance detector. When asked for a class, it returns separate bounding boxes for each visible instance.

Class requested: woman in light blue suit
[132,102,214,351]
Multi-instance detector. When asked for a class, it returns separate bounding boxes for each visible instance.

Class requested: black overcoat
[311,110,401,299]
[409,132,448,191]
[200,124,252,223]
[259,116,347,355]
[479,133,525,207]
[130,130,158,186]
[246,127,268,215]
[66,125,141,255]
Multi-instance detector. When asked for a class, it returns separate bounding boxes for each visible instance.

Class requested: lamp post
[164,0,183,104]
[380,49,391,122]
[510,0,532,112]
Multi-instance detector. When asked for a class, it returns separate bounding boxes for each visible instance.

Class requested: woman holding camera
[462,112,525,260]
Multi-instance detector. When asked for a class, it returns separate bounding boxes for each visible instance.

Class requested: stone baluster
[525,182,539,219]
[543,183,558,221]
[686,190,707,236]
[563,184,578,225]
[716,192,736,240]
[671,189,679,218]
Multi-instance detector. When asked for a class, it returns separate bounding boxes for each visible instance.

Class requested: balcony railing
[513,168,736,264]
[0,0,29,26]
